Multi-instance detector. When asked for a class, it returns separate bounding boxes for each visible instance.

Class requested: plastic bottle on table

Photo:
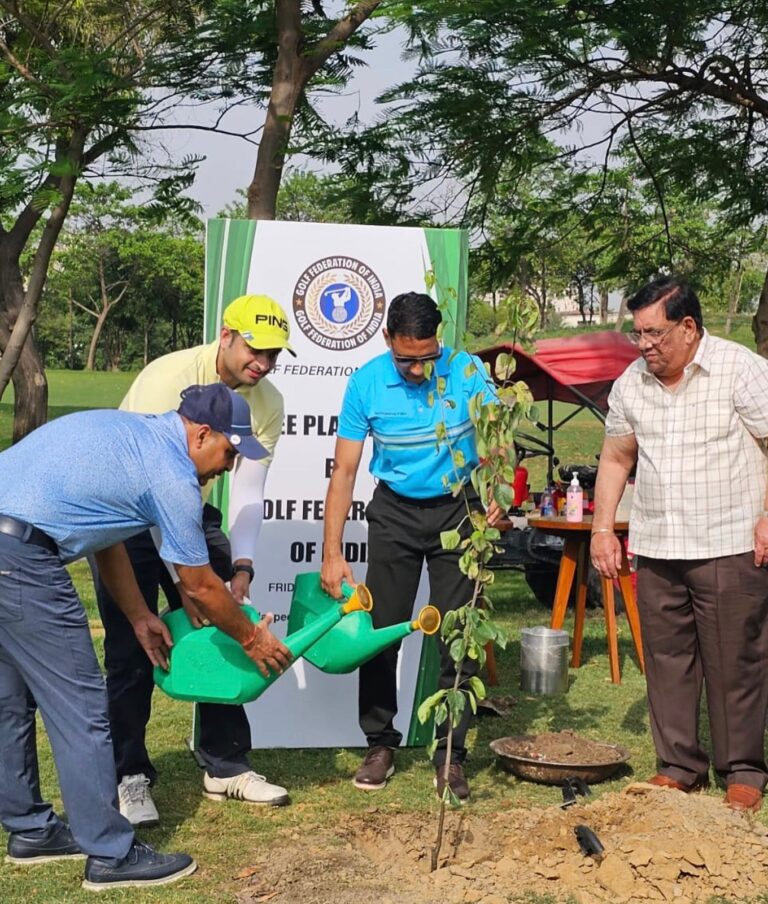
[565,471,584,523]
[540,486,555,516]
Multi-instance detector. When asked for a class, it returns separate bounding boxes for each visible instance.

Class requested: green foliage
[466,297,496,337]
[37,182,203,369]
[220,169,380,224]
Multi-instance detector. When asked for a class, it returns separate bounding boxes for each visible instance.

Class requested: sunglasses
[391,343,442,367]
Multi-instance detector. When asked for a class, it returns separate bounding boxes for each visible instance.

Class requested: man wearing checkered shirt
[591,276,768,814]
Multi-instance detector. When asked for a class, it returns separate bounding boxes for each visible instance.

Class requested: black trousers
[94,504,252,783]
[360,483,479,766]
[637,552,768,790]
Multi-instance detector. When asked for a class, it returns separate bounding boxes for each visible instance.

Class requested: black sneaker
[7,822,85,865]
[434,763,470,804]
[353,746,395,790]
[81,841,196,891]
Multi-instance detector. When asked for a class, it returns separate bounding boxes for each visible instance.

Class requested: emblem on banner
[293,257,386,351]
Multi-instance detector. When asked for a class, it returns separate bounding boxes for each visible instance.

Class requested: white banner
[205,220,467,747]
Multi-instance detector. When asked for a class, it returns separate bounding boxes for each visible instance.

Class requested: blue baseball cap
[177,384,268,460]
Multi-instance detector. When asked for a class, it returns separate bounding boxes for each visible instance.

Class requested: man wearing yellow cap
[93,295,295,826]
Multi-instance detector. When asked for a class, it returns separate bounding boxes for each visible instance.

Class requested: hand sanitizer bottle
[566,471,583,523]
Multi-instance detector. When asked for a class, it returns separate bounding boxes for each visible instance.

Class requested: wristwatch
[232,563,255,581]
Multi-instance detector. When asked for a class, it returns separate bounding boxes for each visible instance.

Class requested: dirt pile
[480,782,768,903]
[234,784,768,904]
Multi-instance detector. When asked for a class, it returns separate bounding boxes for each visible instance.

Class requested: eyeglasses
[391,343,442,367]
[627,321,683,347]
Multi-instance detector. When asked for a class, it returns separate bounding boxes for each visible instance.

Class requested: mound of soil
[234,784,768,904]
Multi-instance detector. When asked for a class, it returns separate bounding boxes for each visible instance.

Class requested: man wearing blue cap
[0,384,290,889]
[94,294,296,825]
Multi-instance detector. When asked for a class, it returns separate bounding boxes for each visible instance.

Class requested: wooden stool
[527,515,644,684]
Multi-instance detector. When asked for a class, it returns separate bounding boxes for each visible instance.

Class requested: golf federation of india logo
[293,257,385,351]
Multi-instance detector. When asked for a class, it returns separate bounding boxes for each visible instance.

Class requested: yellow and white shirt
[606,330,768,559]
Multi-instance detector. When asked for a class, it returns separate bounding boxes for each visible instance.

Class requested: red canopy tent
[476,330,639,412]
[476,331,640,483]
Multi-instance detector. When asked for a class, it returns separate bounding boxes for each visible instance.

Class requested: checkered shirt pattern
[605,330,768,559]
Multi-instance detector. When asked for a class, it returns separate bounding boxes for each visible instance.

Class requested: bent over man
[0,384,290,889]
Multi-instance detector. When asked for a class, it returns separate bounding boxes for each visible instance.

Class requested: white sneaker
[203,771,289,806]
[117,774,160,827]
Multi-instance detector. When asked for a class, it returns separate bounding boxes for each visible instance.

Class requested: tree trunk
[0,254,49,436]
[67,292,75,369]
[599,288,609,324]
[575,282,586,322]
[0,128,86,439]
[85,309,110,371]
[751,264,768,357]
[725,268,744,335]
[614,294,629,331]
[144,324,150,366]
[246,0,383,220]
[10,337,48,443]
[247,1,304,219]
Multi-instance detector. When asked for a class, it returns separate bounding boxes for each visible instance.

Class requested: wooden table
[527,515,644,684]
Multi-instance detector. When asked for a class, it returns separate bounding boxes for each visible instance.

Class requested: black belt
[0,515,59,555]
[379,481,477,508]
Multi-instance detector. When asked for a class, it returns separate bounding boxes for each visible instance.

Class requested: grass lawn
[0,566,674,904]
[0,369,136,452]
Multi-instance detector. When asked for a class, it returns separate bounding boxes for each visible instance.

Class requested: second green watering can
[288,571,441,674]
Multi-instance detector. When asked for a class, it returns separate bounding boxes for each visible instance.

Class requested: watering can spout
[340,579,373,614]
[411,605,441,636]
[291,571,443,674]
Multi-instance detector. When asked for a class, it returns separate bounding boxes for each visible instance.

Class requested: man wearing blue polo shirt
[0,384,290,889]
[321,292,495,802]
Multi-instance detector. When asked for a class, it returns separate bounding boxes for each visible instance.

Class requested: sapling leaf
[441,529,461,550]
[417,689,447,724]
[469,676,487,700]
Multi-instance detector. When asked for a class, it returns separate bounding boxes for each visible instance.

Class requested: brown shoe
[725,784,763,813]
[647,773,709,792]
[434,763,470,804]
[353,747,395,790]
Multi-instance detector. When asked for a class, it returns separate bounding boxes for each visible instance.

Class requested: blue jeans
[0,533,134,859]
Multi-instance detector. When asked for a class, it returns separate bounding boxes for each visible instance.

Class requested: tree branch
[302,0,382,80]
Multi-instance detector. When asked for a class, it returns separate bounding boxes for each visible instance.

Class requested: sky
[154,28,413,221]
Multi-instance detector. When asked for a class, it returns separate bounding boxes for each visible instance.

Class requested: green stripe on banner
[203,219,259,517]
[423,228,469,348]
[204,219,259,342]
[407,227,469,746]
[406,635,440,746]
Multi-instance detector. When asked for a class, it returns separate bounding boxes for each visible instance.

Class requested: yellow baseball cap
[222,294,296,357]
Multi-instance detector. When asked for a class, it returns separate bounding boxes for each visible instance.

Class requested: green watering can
[153,581,373,705]
[288,571,441,674]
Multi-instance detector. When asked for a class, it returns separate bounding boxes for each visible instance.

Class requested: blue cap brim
[230,434,269,460]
